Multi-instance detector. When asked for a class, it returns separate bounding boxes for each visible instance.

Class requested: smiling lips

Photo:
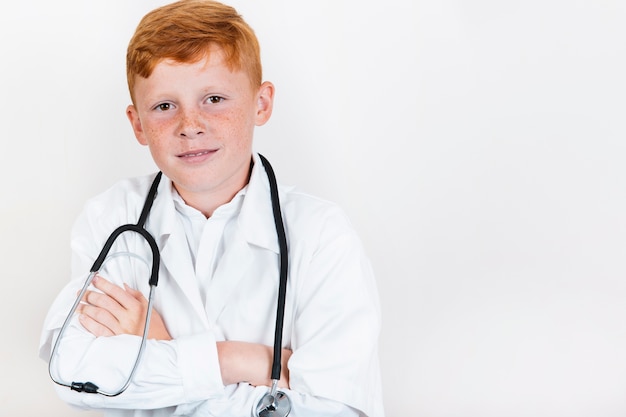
[177,149,217,159]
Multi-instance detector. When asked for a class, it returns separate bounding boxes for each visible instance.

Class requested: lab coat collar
[238,152,281,254]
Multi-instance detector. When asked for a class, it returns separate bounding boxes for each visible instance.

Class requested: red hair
[126,0,262,102]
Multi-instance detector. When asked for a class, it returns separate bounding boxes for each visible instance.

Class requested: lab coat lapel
[146,176,208,325]
[205,153,281,322]
[160,227,208,323]
[204,226,254,322]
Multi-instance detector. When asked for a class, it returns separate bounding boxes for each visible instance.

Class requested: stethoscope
[49,154,291,417]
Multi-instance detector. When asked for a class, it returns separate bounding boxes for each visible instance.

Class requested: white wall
[1,1,625,416]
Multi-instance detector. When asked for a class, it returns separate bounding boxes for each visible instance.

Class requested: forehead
[152,45,229,80]
[132,46,256,98]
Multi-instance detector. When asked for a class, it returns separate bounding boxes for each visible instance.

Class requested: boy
[40,1,384,416]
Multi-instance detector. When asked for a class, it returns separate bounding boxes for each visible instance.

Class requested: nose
[177,108,205,139]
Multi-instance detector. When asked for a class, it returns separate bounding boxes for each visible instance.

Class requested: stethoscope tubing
[259,154,289,383]
[257,155,292,416]
[49,172,163,396]
[92,225,160,286]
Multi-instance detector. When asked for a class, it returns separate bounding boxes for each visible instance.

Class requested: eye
[206,96,224,104]
[154,103,172,112]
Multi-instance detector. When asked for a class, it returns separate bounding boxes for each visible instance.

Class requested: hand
[77,275,171,340]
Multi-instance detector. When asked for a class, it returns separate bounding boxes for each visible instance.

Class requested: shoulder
[279,185,358,245]
[77,173,161,228]
[280,185,349,222]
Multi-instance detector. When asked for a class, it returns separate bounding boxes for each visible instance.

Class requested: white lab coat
[40,153,384,417]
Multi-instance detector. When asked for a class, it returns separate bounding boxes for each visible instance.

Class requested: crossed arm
[77,274,291,388]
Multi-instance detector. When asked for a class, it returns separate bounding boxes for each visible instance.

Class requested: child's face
[126,46,274,209]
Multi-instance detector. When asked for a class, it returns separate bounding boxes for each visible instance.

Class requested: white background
[1,1,625,416]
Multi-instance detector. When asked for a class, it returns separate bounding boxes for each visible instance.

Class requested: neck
[178,186,240,218]
[174,159,253,218]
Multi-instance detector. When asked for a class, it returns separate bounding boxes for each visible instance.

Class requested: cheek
[221,108,257,141]
[142,120,173,144]
[199,114,250,152]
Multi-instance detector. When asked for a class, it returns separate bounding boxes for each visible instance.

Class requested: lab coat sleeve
[44,321,224,410]
[171,382,365,416]
[39,184,226,410]
[285,205,385,417]
[41,276,227,410]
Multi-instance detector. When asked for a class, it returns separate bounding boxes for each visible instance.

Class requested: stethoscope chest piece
[256,389,291,417]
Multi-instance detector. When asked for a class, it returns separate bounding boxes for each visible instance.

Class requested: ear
[126,105,148,146]
[254,81,275,126]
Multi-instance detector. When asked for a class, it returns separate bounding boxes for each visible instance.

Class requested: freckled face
[126,47,274,209]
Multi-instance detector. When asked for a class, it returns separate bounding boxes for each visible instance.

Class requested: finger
[83,290,125,318]
[92,277,150,336]
[78,309,116,337]
[80,302,121,333]
[92,275,138,310]
[124,283,146,302]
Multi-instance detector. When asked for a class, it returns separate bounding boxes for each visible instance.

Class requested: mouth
[176,149,216,159]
